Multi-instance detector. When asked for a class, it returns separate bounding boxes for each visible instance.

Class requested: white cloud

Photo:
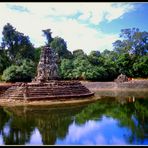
[0,134,4,145]
[105,3,135,22]
[0,2,135,54]
[56,116,128,145]
[26,128,42,145]
[3,124,10,137]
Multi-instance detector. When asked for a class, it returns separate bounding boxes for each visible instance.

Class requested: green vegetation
[0,23,148,82]
[2,60,35,82]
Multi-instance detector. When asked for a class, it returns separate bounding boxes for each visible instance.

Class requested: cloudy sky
[0,2,148,54]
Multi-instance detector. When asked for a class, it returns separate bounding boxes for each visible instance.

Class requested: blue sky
[0,2,148,54]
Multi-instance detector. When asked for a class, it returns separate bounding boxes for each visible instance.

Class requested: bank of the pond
[0,79,148,91]
[0,95,99,107]
[82,79,148,91]
[0,79,148,107]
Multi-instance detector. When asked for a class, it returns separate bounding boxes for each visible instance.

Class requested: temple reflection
[0,104,87,145]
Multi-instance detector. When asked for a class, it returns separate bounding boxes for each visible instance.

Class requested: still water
[0,90,148,145]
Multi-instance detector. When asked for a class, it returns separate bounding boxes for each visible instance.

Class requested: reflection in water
[0,90,148,145]
[56,116,128,145]
[0,107,35,145]
[0,135,4,145]
[0,104,87,145]
[26,128,42,145]
[74,95,148,145]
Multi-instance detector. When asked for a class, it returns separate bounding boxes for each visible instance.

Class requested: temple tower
[35,46,59,82]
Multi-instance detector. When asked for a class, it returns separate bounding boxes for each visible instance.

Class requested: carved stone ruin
[33,46,59,82]
[1,46,94,100]
[114,73,129,83]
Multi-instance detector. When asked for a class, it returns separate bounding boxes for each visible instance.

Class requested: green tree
[120,28,148,56]
[2,60,35,82]
[60,58,74,79]
[101,50,119,80]
[112,28,148,78]
[72,57,101,80]
[115,53,134,77]
[113,28,148,56]
[72,57,89,80]
[133,55,148,77]
[0,49,10,74]
[73,49,86,59]
[2,65,18,82]
[88,50,101,65]
[1,23,35,64]
[34,47,42,65]
[50,37,72,59]
[42,29,53,46]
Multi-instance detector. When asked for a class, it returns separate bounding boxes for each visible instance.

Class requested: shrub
[2,60,35,82]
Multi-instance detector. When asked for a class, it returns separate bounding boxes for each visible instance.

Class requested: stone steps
[2,81,94,100]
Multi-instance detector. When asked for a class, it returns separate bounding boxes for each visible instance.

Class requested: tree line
[0,23,148,82]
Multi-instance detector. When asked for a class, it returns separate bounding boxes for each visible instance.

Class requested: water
[0,90,148,145]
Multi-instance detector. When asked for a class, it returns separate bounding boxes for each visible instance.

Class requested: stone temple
[33,46,60,82]
[1,46,94,101]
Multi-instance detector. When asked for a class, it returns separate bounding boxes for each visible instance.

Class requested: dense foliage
[2,60,35,82]
[0,23,147,82]
[1,23,35,64]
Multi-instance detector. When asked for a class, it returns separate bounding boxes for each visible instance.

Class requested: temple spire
[33,46,59,82]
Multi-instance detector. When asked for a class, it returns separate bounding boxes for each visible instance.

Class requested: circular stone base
[1,80,94,101]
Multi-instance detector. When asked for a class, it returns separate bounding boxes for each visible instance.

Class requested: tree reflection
[0,107,10,136]
[0,96,147,145]
[75,97,148,144]
[1,104,87,145]
[30,105,87,145]
[1,106,36,145]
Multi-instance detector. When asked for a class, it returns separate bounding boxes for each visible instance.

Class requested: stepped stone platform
[1,80,94,101]
[0,45,94,101]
